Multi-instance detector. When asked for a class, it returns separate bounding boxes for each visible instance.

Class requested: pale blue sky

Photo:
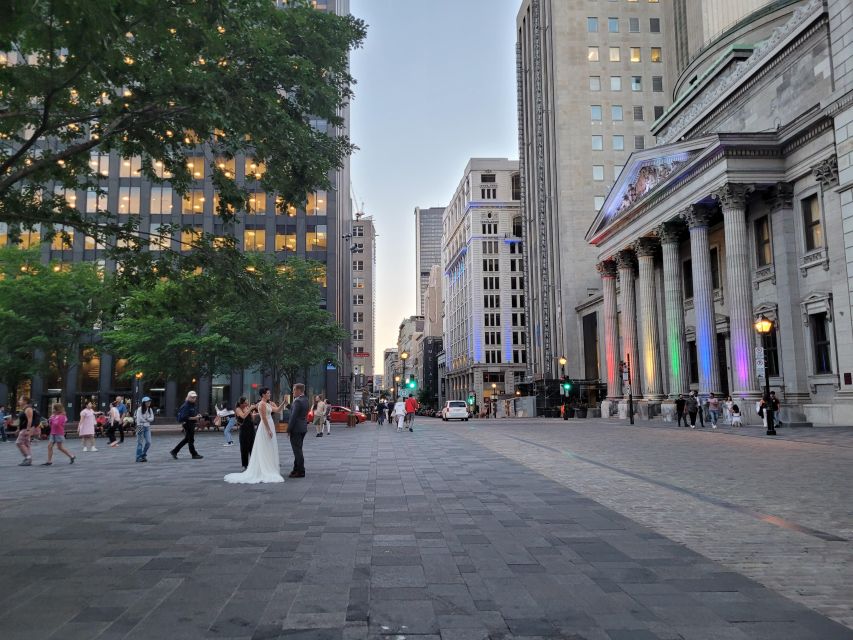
[349,0,520,370]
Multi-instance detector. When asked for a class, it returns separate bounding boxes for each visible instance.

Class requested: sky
[349,0,520,373]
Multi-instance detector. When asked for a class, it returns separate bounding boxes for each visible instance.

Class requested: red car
[307,405,367,424]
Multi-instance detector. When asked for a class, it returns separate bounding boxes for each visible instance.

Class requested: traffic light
[407,375,417,390]
[467,392,476,406]
[561,377,572,394]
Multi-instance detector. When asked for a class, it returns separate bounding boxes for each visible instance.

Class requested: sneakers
[19,459,32,466]
[222,442,234,447]
[690,424,695,429]
[191,454,204,460]
[90,447,98,452]
[169,450,178,459]
[82,447,89,452]
[409,428,413,432]
[41,462,52,466]
[69,456,75,464]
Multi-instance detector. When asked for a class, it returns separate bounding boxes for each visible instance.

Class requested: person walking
[393,397,406,432]
[79,401,97,451]
[404,395,419,432]
[287,383,309,478]
[134,397,154,463]
[107,399,122,447]
[675,394,688,427]
[235,397,256,470]
[685,392,699,429]
[708,393,721,429]
[217,402,236,446]
[314,394,327,438]
[42,403,75,466]
[170,391,203,460]
[15,396,36,466]
[377,400,385,426]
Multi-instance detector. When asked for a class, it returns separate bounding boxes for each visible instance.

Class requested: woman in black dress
[235,396,257,470]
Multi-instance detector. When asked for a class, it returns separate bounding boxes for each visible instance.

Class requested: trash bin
[347,413,358,428]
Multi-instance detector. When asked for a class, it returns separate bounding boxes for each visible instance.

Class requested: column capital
[680,204,714,229]
[712,183,753,210]
[596,259,618,278]
[633,237,659,258]
[768,182,794,213]
[656,220,683,245]
[614,249,636,271]
[811,155,839,189]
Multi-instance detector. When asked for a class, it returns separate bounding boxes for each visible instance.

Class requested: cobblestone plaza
[1,419,851,639]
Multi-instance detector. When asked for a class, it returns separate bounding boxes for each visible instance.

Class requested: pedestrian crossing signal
[407,375,417,390]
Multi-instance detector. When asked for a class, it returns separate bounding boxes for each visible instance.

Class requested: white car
[442,400,469,421]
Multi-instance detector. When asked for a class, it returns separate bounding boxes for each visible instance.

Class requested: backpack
[30,407,41,430]
[176,402,188,423]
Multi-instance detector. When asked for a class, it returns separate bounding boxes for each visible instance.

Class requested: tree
[0,247,106,405]
[0,0,366,270]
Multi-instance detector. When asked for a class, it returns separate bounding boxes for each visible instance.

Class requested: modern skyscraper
[414,206,444,315]
[516,0,672,393]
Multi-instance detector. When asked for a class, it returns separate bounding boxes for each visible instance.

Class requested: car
[441,400,469,421]
[307,405,367,424]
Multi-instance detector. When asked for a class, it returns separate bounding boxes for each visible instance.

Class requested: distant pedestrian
[107,399,122,447]
[314,395,327,438]
[377,400,386,426]
[116,395,127,419]
[393,397,406,432]
[769,391,781,428]
[135,397,154,462]
[43,403,75,465]
[685,392,699,429]
[216,402,236,446]
[708,393,720,429]
[0,403,7,442]
[287,383,309,478]
[79,401,97,451]
[724,395,734,425]
[404,395,419,432]
[323,399,332,435]
[15,396,36,466]
[730,403,742,428]
[235,396,256,470]
[675,394,688,427]
[170,391,203,460]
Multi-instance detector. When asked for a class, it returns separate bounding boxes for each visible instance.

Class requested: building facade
[397,316,424,397]
[350,214,376,396]
[442,158,526,407]
[583,0,853,425]
[516,0,674,391]
[382,348,399,397]
[414,206,444,315]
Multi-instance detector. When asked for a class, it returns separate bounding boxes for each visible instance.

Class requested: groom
[288,383,308,478]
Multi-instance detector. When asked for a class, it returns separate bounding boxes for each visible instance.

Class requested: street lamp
[754,315,776,436]
[491,383,497,419]
[134,371,144,404]
[558,356,568,418]
[394,375,401,399]
[400,352,409,397]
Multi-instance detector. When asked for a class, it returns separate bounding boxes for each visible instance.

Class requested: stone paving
[0,421,851,640]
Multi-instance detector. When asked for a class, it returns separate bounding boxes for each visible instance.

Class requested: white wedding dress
[224,403,283,484]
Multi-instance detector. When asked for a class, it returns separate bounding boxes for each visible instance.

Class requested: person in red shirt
[404,396,419,432]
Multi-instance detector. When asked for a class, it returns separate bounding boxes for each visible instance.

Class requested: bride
[224,387,284,484]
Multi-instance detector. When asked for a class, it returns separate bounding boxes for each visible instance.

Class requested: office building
[350,215,376,396]
[414,206,444,315]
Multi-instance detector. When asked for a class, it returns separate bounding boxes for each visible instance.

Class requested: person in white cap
[170,391,203,460]
[135,397,154,463]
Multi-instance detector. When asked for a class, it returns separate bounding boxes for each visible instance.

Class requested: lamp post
[394,375,401,399]
[491,382,497,419]
[754,315,776,436]
[134,372,144,404]
[400,351,409,397]
[558,356,568,419]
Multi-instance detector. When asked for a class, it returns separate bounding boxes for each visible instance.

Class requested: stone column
[713,183,758,397]
[615,250,641,397]
[634,238,664,399]
[597,260,620,400]
[682,205,721,395]
[657,221,689,396]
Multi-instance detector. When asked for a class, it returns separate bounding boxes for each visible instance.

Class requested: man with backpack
[170,391,203,460]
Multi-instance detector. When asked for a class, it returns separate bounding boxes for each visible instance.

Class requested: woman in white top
[134,397,154,462]
[393,397,407,432]
[224,387,284,484]
[108,400,122,447]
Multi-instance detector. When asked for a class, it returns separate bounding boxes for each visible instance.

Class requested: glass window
[762,329,780,377]
[802,194,823,251]
[811,313,832,374]
[710,247,720,289]
[247,192,266,214]
[613,135,624,150]
[86,189,108,213]
[611,105,623,121]
[608,17,619,33]
[652,76,663,92]
[592,165,605,181]
[629,17,640,32]
[315,265,327,288]
[590,105,602,121]
[587,17,598,32]
[180,227,201,250]
[630,47,641,63]
[182,189,206,215]
[634,135,645,150]
[649,17,661,32]
[276,196,297,217]
[152,159,173,179]
[651,47,662,63]
[594,196,605,211]
[84,229,104,251]
[755,216,772,266]
[610,76,622,91]
[186,157,205,180]
[118,186,140,214]
[353,276,365,289]
[119,156,141,178]
[214,157,235,179]
[631,76,642,91]
[654,105,665,119]
[306,224,327,250]
[609,47,620,62]
[51,226,73,250]
[589,76,601,91]
[243,229,265,252]
[89,152,109,177]
[633,106,644,121]
[213,191,235,216]
[591,135,603,151]
[275,231,297,252]
[588,47,599,62]
[307,191,327,215]
[614,165,624,179]
[245,158,266,180]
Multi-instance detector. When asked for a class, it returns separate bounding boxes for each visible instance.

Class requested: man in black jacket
[675,394,687,427]
[288,383,308,478]
[171,391,203,460]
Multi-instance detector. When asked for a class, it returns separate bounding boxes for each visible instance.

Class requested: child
[730,403,742,428]
[79,401,97,451]
[43,403,75,465]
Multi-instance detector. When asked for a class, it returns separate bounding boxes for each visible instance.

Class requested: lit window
[613,135,624,151]
[275,196,297,217]
[630,47,641,63]
[89,152,109,177]
[353,277,365,289]
[247,192,267,214]
[307,191,327,215]
[152,159,173,179]
[214,157,235,179]
[119,156,141,178]
[593,165,604,181]
[591,135,603,151]
[51,226,74,250]
[591,105,602,121]
[609,47,620,62]
[185,157,205,180]
[588,47,599,62]
[275,231,297,252]
[182,189,206,215]
[118,186,140,214]
[243,229,266,252]
[86,189,108,213]
[611,105,623,121]
[180,227,202,250]
[802,194,823,251]
[245,158,266,180]
[306,224,327,250]
[651,47,662,63]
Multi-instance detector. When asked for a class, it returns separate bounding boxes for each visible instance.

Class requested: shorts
[16,429,31,445]
[49,434,65,444]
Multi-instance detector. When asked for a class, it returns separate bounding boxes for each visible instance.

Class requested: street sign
[757,370,766,379]
[755,358,765,369]
[623,384,631,395]
[754,347,765,359]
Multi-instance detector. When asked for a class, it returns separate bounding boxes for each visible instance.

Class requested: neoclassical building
[582,0,853,425]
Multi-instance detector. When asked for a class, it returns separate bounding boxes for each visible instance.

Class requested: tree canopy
[0,0,366,266]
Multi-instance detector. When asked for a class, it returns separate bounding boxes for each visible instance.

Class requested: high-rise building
[382,348,399,396]
[442,158,526,407]
[350,214,376,394]
[516,0,673,393]
[414,206,444,315]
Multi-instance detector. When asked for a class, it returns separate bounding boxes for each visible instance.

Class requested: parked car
[441,400,469,422]
[307,405,367,424]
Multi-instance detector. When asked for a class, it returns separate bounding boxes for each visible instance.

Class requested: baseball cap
[141,396,151,403]
[188,391,198,398]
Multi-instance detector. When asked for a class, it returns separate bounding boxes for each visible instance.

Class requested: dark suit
[288,394,309,474]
